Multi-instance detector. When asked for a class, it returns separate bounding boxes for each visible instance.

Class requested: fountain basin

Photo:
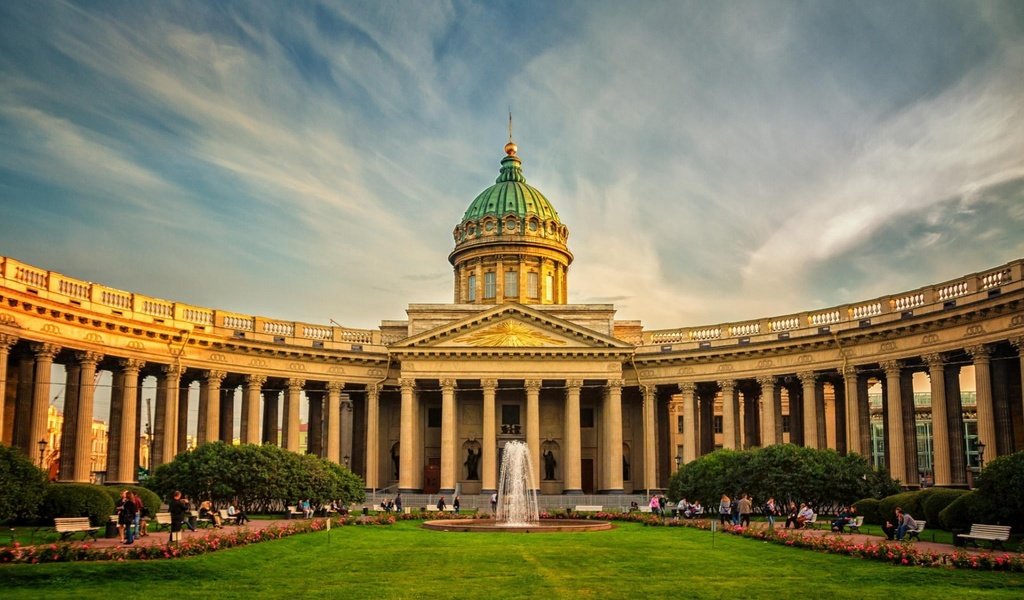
[422,518,612,533]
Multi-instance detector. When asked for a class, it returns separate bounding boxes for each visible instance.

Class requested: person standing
[453,496,461,514]
[738,494,752,527]
[765,497,777,529]
[436,496,447,511]
[120,491,138,545]
[718,494,731,525]
[490,492,498,515]
[395,493,403,513]
[115,490,129,543]
[649,494,661,517]
[132,489,144,537]
[169,490,188,543]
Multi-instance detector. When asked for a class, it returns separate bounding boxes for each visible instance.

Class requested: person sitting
[302,499,313,519]
[784,502,800,529]
[896,508,918,541]
[796,503,814,528]
[831,506,852,533]
[629,501,640,512]
[199,500,223,528]
[882,510,899,540]
[228,502,249,525]
[688,501,704,518]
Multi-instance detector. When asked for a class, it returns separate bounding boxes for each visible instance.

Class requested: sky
[2,0,1023,336]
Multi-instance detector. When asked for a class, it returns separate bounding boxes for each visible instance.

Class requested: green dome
[461,153,561,223]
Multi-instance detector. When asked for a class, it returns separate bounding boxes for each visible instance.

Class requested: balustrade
[851,302,882,319]
[892,292,925,311]
[936,281,968,300]
[768,316,800,331]
[263,321,295,336]
[688,327,721,341]
[728,322,760,337]
[981,269,1011,289]
[809,310,841,326]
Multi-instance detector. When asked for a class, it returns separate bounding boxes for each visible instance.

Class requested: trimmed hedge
[101,485,161,516]
[40,484,115,526]
[852,498,882,525]
[922,488,969,525]
[939,491,982,530]
[877,491,922,522]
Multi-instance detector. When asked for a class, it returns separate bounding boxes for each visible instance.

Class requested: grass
[2,521,1023,599]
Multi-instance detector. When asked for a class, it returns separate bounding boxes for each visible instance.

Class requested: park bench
[638,506,653,513]
[285,505,305,519]
[847,516,865,534]
[904,520,926,542]
[574,505,603,512]
[424,506,455,512]
[219,509,239,525]
[192,510,216,528]
[54,517,99,542]
[800,513,817,529]
[152,512,172,531]
[956,524,1012,550]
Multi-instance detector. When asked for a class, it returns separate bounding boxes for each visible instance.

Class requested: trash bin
[952,529,965,547]
[104,518,118,539]
[362,506,369,516]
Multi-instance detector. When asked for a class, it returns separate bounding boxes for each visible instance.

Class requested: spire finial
[504,108,518,156]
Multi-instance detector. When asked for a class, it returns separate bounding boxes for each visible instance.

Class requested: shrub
[0,445,47,522]
[40,484,115,525]
[852,498,881,525]
[922,488,969,526]
[877,491,922,522]
[938,491,992,530]
[101,485,162,516]
[975,451,1024,529]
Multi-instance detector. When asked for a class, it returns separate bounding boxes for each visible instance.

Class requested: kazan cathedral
[1,138,1022,499]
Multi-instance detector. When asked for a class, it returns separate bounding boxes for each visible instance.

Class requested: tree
[974,450,1024,528]
[0,445,47,522]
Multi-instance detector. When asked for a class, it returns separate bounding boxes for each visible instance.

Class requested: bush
[40,484,116,526]
[975,451,1024,529]
[101,485,162,516]
[852,498,881,525]
[0,445,48,522]
[939,491,983,530]
[877,491,922,522]
[922,488,969,526]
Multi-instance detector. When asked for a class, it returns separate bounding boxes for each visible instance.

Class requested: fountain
[422,440,610,533]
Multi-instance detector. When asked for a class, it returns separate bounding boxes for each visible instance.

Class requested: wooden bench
[846,515,865,534]
[285,505,305,519]
[424,506,455,512]
[904,520,926,541]
[800,513,818,529]
[638,506,653,513]
[219,509,239,526]
[54,517,99,541]
[574,505,603,512]
[957,524,1012,550]
[152,512,172,531]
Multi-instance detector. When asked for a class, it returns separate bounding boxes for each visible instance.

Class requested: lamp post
[675,455,682,471]
[37,438,47,469]
[976,441,986,473]
[343,455,350,468]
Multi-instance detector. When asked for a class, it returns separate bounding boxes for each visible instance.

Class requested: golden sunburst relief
[461,320,567,347]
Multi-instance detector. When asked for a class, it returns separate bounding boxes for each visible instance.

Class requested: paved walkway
[72,518,303,549]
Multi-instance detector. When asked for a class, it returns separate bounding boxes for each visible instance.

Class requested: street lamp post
[977,441,986,473]
[675,455,682,471]
[37,438,47,469]
[343,455,350,468]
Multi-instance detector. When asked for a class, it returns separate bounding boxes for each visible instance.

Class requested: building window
[467,274,476,301]
[545,273,554,302]
[527,272,539,298]
[428,407,442,428]
[504,270,518,297]
[781,415,791,434]
[501,404,521,434]
[580,407,595,428]
[484,272,496,298]
[713,416,723,434]
[677,415,684,434]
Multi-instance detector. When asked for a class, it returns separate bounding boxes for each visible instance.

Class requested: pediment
[390,304,632,351]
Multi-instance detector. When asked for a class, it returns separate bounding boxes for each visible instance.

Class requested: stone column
[842,367,861,455]
[28,344,59,469]
[482,379,498,494]
[797,371,818,449]
[72,352,102,482]
[106,367,125,481]
[340,393,353,467]
[525,379,541,489]
[1012,337,1024,456]
[219,386,235,443]
[307,391,323,456]
[364,385,380,489]
[966,345,996,467]
[399,378,416,492]
[284,378,304,452]
[199,370,225,445]
[757,377,776,447]
[881,360,906,483]
[113,359,143,484]
[922,353,951,486]
[324,381,343,463]
[641,385,658,493]
[440,378,457,494]
[242,375,265,444]
[603,380,624,493]
[679,382,697,463]
[0,334,16,445]
[262,388,279,445]
[153,365,181,469]
[58,359,81,480]
[13,354,34,453]
[719,380,737,449]
[563,379,582,494]
[176,383,190,455]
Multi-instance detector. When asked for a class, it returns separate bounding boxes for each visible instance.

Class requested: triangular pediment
[390,304,632,351]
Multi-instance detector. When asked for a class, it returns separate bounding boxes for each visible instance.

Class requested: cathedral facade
[1,140,1022,494]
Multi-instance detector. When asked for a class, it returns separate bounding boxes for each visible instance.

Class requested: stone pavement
[73,518,302,549]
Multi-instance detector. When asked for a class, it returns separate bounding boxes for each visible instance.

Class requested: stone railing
[639,258,1022,349]
[0,255,385,351]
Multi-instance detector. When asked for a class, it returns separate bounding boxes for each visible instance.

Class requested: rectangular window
[467,274,476,301]
[504,270,518,297]
[527,272,539,298]
[545,274,554,302]
[484,272,496,298]
[427,407,442,428]
[713,416,723,434]
[677,415,684,434]
[580,407,595,428]
[781,415,791,434]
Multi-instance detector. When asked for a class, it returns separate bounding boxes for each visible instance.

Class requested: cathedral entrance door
[581,458,595,494]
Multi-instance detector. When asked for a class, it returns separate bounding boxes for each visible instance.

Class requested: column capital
[30,342,60,359]
[326,381,345,394]
[287,378,306,391]
[440,378,456,392]
[606,379,623,391]
[74,351,103,366]
[118,358,146,373]
[524,379,542,392]
[879,360,902,376]
[755,375,775,387]
[0,333,18,350]
[245,374,267,387]
[398,378,415,391]
[566,379,582,390]
[366,383,380,399]
[839,365,858,378]
[677,381,695,394]
[641,384,656,399]
[964,344,990,362]
[204,369,227,384]
[1008,336,1024,351]
[481,378,498,391]
[796,370,816,383]
[717,379,735,392]
[921,353,945,369]
[160,364,183,378]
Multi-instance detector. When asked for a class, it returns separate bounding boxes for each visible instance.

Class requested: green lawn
[2,521,1022,599]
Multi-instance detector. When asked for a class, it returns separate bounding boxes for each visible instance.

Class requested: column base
[598,489,626,495]
[562,489,584,495]
[398,488,420,494]
[439,488,455,495]
[480,489,497,496]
